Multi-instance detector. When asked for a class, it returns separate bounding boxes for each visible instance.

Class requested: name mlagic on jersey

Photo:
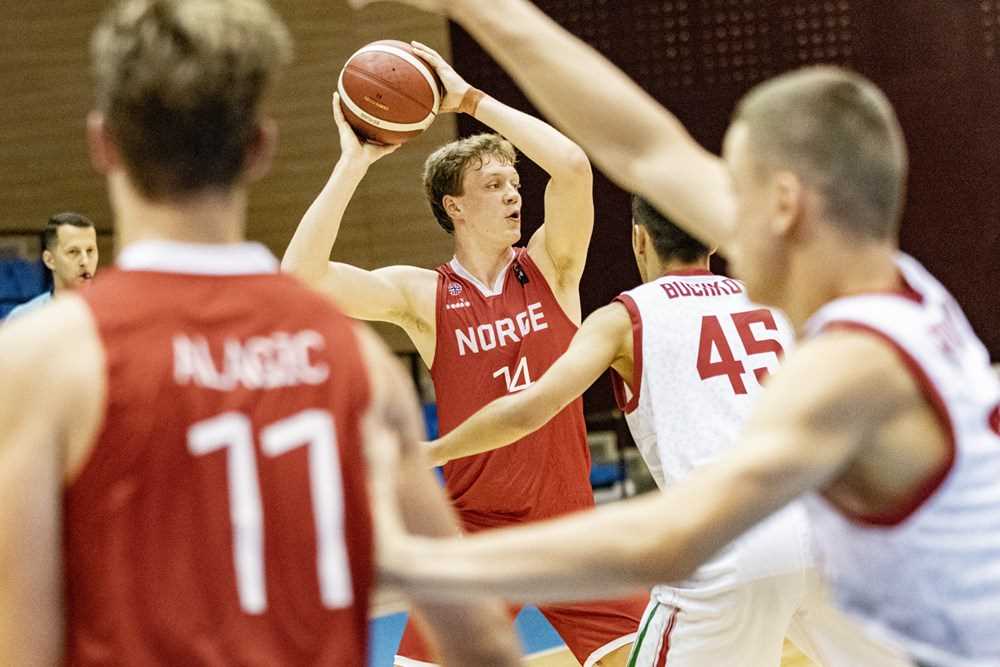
[173,330,331,390]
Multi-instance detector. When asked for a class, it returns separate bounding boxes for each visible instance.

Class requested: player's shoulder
[0,294,102,397]
[376,264,439,301]
[376,263,448,282]
[582,300,633,336]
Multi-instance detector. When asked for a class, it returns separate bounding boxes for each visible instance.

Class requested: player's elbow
[279,254,324,285]
[556,144,593,180]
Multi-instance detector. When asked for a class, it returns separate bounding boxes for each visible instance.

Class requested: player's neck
[110,173,247,249]
[452,237,516,288]
[783,237,900,331]
[652,257,710,279]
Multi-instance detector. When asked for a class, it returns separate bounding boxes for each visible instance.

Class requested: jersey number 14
[493,356,534,393]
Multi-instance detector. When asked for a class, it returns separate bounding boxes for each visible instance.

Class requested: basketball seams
[337,69,433,134]
[353,43,441,112]
[342,64,437,118]
[338,41,443,141]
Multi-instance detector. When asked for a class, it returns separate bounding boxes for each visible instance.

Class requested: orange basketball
[338,40,442,145]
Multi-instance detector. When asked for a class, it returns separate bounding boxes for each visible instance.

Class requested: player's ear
[632,223,648,256]
[443,194,461,219]
[42,248,55,271]
[244,117,278,183]
[87,110,121,175]
[771,170,804,237]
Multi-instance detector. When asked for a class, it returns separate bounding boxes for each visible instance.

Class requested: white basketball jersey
[803,254,1000,667]
[612,270,810,592]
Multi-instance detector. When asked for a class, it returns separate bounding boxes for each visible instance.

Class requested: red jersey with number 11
[67,242,373,666]
[431,248,592,531]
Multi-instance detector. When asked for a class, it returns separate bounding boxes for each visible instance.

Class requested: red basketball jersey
[67,243,373,666]
[431,248,593,531]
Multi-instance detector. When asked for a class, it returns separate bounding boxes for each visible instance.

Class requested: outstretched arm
[357,327,520,666]
[412,42,594,292]
[353,0,734,251]
[281,95,433,327]
[379,331,922,602]
[428,302,631,466]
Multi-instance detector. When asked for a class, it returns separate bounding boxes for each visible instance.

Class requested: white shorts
[626,569,914,667]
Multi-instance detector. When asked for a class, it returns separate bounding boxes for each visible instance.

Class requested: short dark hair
[423,133,517,234]
[91,0,293,200]
[632,195,708,263]
[43,212,95,252]
[733,66,907,241]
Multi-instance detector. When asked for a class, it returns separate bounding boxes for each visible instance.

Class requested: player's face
[45,225,99,291]
[454,158,522,246]
[722,123,790,306]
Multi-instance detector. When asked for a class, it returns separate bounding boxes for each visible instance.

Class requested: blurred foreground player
[356,2,1000,666]
[425,196,912,667]
[284,42,644,667]
[0,1,519,665]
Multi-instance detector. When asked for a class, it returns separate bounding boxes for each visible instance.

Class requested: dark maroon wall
[452,1,1000,412]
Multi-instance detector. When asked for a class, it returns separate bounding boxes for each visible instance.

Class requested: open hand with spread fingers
[408,41,473,114]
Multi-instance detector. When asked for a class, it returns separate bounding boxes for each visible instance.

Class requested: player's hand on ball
[332,92,400,164]
[409,41,470,113]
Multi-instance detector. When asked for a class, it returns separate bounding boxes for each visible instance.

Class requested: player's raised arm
[352,0,734,251]
[411,41,594,288]
[0,300,103,666]
[379,331,920,602]
[281,95,433,327]
[356,327,521,666]
[428,302,631,466]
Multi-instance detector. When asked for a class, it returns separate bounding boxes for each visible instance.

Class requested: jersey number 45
[697,309,786,395]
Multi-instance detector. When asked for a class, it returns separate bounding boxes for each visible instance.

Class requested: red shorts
[395,595,645,666]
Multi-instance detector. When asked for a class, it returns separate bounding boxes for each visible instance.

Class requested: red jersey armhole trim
[611,294,643,414]
[822,320,956,527]
[517,248,580,332]
[429,268,451,375]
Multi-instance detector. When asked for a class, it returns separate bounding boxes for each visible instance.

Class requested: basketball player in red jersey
[284,42,644,667]
[353,2,1000,666]
[0,2,521,665]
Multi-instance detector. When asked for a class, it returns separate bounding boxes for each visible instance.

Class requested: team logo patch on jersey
[448,282,463,296]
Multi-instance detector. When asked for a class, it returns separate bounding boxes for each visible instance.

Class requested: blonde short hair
[423,133,516,234]
[91,0,293,199]
[734,66,907,241]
